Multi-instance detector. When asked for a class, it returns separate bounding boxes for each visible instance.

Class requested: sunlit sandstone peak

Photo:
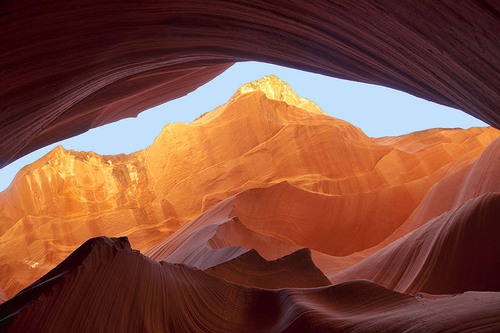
[231,75,326,115]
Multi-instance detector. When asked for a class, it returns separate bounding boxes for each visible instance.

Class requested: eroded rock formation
[1,76,498,299]
[2,1,500,330]
[3,237,500,332]
[1,1,500,167]
[1,75,500,331]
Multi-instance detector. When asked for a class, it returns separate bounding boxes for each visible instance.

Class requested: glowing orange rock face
[1,76,499,299]
[330,192,500,295]
[1,0,500,328]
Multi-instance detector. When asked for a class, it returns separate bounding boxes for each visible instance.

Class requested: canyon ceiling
[1,0,500,167]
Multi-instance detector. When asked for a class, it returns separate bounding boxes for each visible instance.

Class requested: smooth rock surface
[2,75,500,331]
[330,193,500,294]
[204,248,331,289]
[2,237,500,333]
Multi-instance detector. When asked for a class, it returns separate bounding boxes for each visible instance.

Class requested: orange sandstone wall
[0,76,498,297]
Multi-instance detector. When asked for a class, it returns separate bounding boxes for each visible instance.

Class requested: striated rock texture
[1,1,500,167]
[327,136,500,294]
[330,193,500,294]
[1,76,498,299]
[2,76,500,331]
[2,237,500,333]
[203,248,332,289]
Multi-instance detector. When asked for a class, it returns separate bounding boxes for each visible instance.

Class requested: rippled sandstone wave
[1,237,500,332]
[2,76,497,298]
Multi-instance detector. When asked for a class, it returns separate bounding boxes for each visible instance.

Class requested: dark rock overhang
[1,1,499,167]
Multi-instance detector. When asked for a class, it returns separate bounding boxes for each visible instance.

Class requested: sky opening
[0,61,488,192]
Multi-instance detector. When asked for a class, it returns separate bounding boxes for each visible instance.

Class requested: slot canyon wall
[1,76,500,332]
[1,75,498,298]
[1,1,500,332]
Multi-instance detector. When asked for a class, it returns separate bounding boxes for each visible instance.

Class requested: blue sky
[0,61,488,192]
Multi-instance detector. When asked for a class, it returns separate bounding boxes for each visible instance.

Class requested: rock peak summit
[231,75,326,115]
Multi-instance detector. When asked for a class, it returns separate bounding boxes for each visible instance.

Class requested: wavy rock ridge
[1,77,500,331]
[2,237,500,333]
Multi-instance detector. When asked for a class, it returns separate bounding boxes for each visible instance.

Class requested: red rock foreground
[1,237,500,333]
[1,77,500,331]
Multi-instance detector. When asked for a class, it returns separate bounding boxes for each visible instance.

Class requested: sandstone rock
[2,236,500,332]
[330,193,500,295]
[1,1,500,166]
[1,76,498,298]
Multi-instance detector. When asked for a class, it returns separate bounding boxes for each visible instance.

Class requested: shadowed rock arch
[1,0,499,167]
